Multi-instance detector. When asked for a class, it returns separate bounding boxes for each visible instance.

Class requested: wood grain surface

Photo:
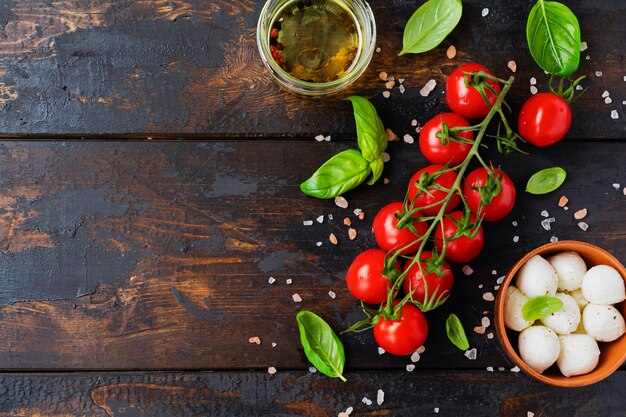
[0,139,623,370]
[0,0,623,138]
[0,370,625,416]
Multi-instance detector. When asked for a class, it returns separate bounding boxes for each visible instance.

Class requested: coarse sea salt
[541,219,552,231]
[511,366,521,373]
[399,84,406,94]
[378,347,385,355]
[612,183,620,189]
[550,236,559,243]
[303,220,313,226]
[268,277,276,284]
[513,236,520,243]
[286,278,292,285]
[328,290,336,299]
[578,222,589,231]
[595,71,603,77]
[482,317,491,328]
[335,196,348,208]
[316,241,322,247]
[377,389,385,405]
[382,91,391,98]
[403,134,414,144]
[309,367,317,373]
[530,86,538,95]
[611,110,619,119]
[481,8,489,17]
[605,97,613,104]
[420,79,437,97]
[530,77,537,85]
[316,215,324,223]
[411,351,421,362]
[602,90,610,98]
[580,41,588,51]
[487,366,494,372]
[497,276,505,284]
[483,292,495,301]
[462,265,474,276]
[292,293,302,302]
[541,210,549,217]
[417,346,426,354]
[315,134,325,142]
[406,364,415,372]
[465,348,477,360]
[362,397,373,406]
[507,60,517,72]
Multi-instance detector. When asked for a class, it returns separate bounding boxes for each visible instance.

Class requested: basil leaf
[399,0,463,56]
[300,149,371,199]
[446,313,469,351]
[526,0,581,77]
[522,296,564,321]
[296,311,347,382]
[526,167,567,194]
[367,154,384,185]
[347,96,387,163]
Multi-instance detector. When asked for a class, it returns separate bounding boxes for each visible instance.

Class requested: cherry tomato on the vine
[518,92,572,147]
[463,167,516,222]
[374,302,428,356]
[419,113,474,166]
[346,249,400,304]
[446,63,501,119]
[402,251,454,306]
[407,165,461,217]
[373,202,428,254]
[434,211,484,264]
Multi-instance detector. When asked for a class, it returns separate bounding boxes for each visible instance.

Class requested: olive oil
[269,0,361,83]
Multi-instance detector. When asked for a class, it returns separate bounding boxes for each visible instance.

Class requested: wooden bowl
[494,240,626,387]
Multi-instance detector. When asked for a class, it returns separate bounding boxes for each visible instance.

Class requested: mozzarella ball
[518,326,560,373]
[582,265,626,305]
[557,334,600,377]
[504,286,535,331]
[516,255,558,298]
[548,251,587,291]
[582,304,626,342]
[569,288,589,310]
[540,293,581,335]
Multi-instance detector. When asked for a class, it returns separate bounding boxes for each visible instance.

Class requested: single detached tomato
[518,92,572,147]
[419,113,474,166]
[434,211,484,264]
[446,63,501,119]
[407,165,461,216]
[346,249,400,304]
[462,167,516,222]
[402,252,454,306]
[373,202,428,254]
[374,302,428,356]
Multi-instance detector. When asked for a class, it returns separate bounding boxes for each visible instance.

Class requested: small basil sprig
[526,0,581,76]
[522,296,564,321]
[399,0,463,56]
[446,313,470,351]
[526,167,567,194]
[301,96,387,199]
[296,311,347,381]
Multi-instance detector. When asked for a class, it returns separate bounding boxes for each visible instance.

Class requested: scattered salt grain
[420,79,437,97]
[611,110,619,119]
[613,183,621,189]
[338,412,348,417]
[492,270,497,275]
[385,80,396,90]
[434,408,440,414]
[481,8,489,17]
[528,413,535,417]
[292,293,302,303]
[353,208,363,216]
[512,220,518,226]
[382,91,391,98]
[462,265,474,276]
[576,84,583,91]
[303,220,313,226]
[379,71,388,81]
[316,241,322,247]
[541,219,552,231]
[268,277,276,284]
[335,196,349,208]
[605,97,613,104]
[309,367,317,373]
[487,366,494,372]
[482,317,491,328]
[286,278,292,285]
[329,233,338,245]
[328,290,336,299]
[315,135,325,142]
[550,236,559,243]
[325,135,331,142]
[375,47,381,53]
[272,342,277,347]
[348,228,357,240]
[465,348,477,360]
[268,367,277,375]
[406,364,415,372]
[417,346,426,354]
[415,126,422,133]
[508,60,517,72]
[511,366,521,373]
[328,214,334,220]
[530,86,538,95]
[585,55,590,61]
[249,337,261,345]
[483,292,495,301]
[494,285,500,290]
[530,77,537,85]
[346,407,353,415]
[497,276,505,284]
[578,222,589,231]
[386,128,398,141]
[383,152,391,162]
[564,206,569,211]
[478,284,483,289]
[623,187,626,195]
[411,351,421,362]
[362,397,373,406]
[399,78,405,84]
[378,347,386,355]
[595,71,603,77]
[498,367,505,371]
[411,119,418,127]
[513,236,520,243]
[580,41,588,51]
[358,212,365,220]
[487,333,494,340]
[316,215,324,223]
[558,196,568,207]
[403,134,414,144]
[541,210,549,217]
[344,217,352,226]
[446,45,457,59]
[377,389,385,405]
[399,85,406,94]
[602,90,610,98]
[574,208,588,220]
[474,326,485,334]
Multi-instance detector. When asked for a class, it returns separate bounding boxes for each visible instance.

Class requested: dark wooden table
[0,1,624,415]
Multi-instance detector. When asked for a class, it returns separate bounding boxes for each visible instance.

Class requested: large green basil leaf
[526,167,567,194]
[523,296,564,321]
[367,154,384,185]
[526,0,581,77]
[399,0,463,56]
[300,149,371,199]
[446,313,469,351]
[296,311,347,381]
[346,96,387,163]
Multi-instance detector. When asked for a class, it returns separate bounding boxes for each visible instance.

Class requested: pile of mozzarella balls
[504,251,626,377]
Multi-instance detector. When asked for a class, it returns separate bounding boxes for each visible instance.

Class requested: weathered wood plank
[0,370,625,416]
[0,0,623,138]
[0,140,623,370]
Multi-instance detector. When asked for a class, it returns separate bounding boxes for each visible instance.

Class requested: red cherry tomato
[373,202,428,254]
[374,302,428,356]
[462,167,516,222]
[346,249,400,304]
[446,63,501,119]
[402,252,454,305]
[407,165,461,216]
[419,113,474,166]
[518,92,572,147]
[433,211,484,264]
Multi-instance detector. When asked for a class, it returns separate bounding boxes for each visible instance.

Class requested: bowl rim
[494,240,626,387]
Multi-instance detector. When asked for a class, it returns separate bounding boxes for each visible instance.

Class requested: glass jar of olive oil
[257,0,376,96]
